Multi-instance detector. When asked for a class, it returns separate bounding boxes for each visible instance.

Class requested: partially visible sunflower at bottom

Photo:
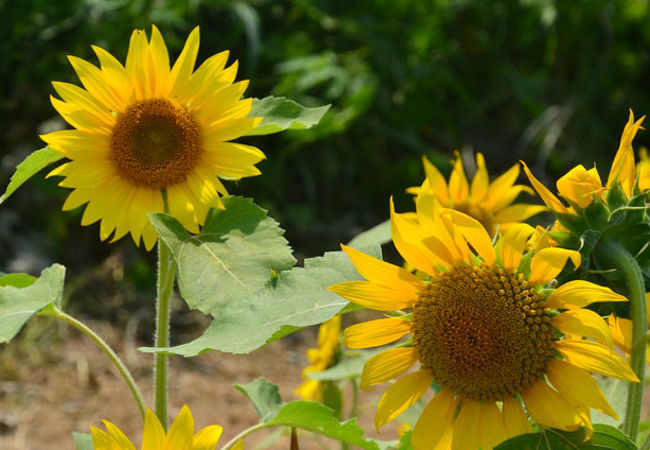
[294,315,342,402]
[91,405,242,450]
[407,152,546,236]
[328,193,638,449]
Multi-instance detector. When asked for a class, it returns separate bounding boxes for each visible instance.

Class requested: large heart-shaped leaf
[0,264,66,343]
[141,246,379,355]
[494,424,636,449]
[151,196,296,315]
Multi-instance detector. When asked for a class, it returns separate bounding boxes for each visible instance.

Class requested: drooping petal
[520,161,568,213]
[411,389,456,449]
[360,347,417,391]
[528,247,580,285]
[546,359,618,419]
[546,280,628,309]
[328,281,416,311]
[551,309,613,347]
[451,398,481,450]
[344,317,412,349]
[555,339,639,381]
[375,370,433,430]
[499,223,535,271]
[521,380,583,431]
[502,396,531,438]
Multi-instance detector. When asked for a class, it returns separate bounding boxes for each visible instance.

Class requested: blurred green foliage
[2,0,650,317]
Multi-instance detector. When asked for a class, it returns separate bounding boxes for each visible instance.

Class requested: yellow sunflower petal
[344,317,411,349]
[528,247,580,285]
[451,398,481,450]
[329,281,416,311]
[375,370,433,430]
[90,427,112,450]
[551,309,613,347]
[546,280,628,309]
[479,402,508,450]
[422,156,450,204]
[492,204,547,226]
[607,110,645,197]
[67,55,123,112]
[165,405,194,450]
[192,425,223,450]
[443,209,496,264]
[499,223,535,271]
[91,45,133,107]
[555,339,639,381]
[470,152,489,203]
[502,396,531,438]
[521,379,582,431]
[547,359,618,419]
[360,347,417,391]
[340,244,423,292]
[520,161,568,213]
[102,420,137,450]
[141,409,165,450]
[125,28,149,99]
[169,26,200,98]
[52,81,113,125]
[608,315,632,355]
[148,25,171,97]
[482,163,521,209]
[556,165,603,209]
[448,151,470,204]
[411,389,456,450]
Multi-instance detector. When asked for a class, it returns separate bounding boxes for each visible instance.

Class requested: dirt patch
[0,317,400,449]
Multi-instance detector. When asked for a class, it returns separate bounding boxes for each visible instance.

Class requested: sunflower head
[329,198,637,449]
[42,25,264,250]
[294,315,342,402]
[407,151,545,235]
[90,405,238,450]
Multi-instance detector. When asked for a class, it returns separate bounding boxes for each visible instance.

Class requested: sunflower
[407,152,545,235]
[91,405,242,450]
[522,110,645,213]
[41,26,264,250]
[329,192,638,449]
[295,315,342,402]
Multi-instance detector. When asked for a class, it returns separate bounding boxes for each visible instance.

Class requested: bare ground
[0,316,399,450]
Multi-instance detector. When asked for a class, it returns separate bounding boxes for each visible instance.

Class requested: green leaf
[245,96,330,136]
[0,147,64,204]
[0,264,66,343]
[265,401,380,450]
[73,432,94,450]
[591,378,627,427]
[308,348,383,381]
[234,377,283,423]
[0,273,37,288]
[494,424,636,449]
[347,219,391,249]
[140,246,380,355]
[150,196,296,315]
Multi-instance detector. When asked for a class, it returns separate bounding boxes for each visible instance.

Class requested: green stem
[220,423,266,450]
[153,237,175,429]
[41,306,146,419]
[600,241,646,440]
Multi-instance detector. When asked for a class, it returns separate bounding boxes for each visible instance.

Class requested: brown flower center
[411,264,556,402]
[110,99,200,189]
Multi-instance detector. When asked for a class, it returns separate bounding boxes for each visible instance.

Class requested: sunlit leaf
[0,147,64,204]
[140,246,380,355]
[150,196,296,315]
[245,96,330,136]
[0,264,65,343]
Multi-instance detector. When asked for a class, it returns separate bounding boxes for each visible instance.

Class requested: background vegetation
[2,0,650,323]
